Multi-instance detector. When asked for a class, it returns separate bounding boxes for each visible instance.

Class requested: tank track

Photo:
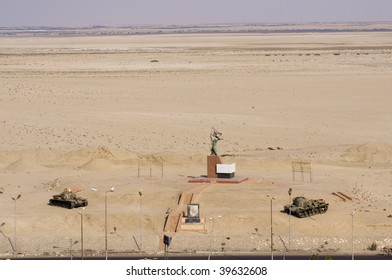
[49,199,75,209]
[49,199,88,209]
[291,206,328,218]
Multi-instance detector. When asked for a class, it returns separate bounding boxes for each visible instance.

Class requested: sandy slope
[0,31,392,258]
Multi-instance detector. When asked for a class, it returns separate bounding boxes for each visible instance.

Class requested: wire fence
[135,159,164,179]
[1,233,391,258]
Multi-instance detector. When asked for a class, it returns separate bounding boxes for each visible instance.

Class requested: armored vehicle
[49,188,88,209]
[284,196,328,218]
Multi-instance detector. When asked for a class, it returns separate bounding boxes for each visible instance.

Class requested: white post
[267,194,276,260]
[351,211,355,260]
[12,194,21,253]
[139,189,143,251]
[288,188,292,253]
[91,187,114,260]
[70,238,73,260]
[78,208,85,260]
[208,215,222,260]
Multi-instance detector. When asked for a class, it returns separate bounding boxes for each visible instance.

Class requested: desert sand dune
[0,30,392,258]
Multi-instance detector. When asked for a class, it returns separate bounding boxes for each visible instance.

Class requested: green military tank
[49,188,88,209]
[284,196,328,218]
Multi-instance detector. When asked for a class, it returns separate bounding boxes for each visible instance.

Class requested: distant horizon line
[1,20,392,30]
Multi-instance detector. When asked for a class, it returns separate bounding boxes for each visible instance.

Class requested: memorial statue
[210,127,223,156]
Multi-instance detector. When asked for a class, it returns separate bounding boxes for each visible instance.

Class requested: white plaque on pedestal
[216,163,236,173]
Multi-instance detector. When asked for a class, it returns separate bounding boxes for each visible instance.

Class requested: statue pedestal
[179,217,206,232]
[188,155,248,184]
[207,155,222,178]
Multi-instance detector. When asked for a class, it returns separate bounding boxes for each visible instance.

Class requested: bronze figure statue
[210,127,223,156]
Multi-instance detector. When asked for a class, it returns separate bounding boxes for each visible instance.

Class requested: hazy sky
[1,0,391,27]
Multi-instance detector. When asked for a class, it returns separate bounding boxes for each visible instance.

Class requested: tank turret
[49,188,88,209]
[284,196,328,218]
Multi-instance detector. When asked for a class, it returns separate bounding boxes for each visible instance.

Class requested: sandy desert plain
[0,26,392,259]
